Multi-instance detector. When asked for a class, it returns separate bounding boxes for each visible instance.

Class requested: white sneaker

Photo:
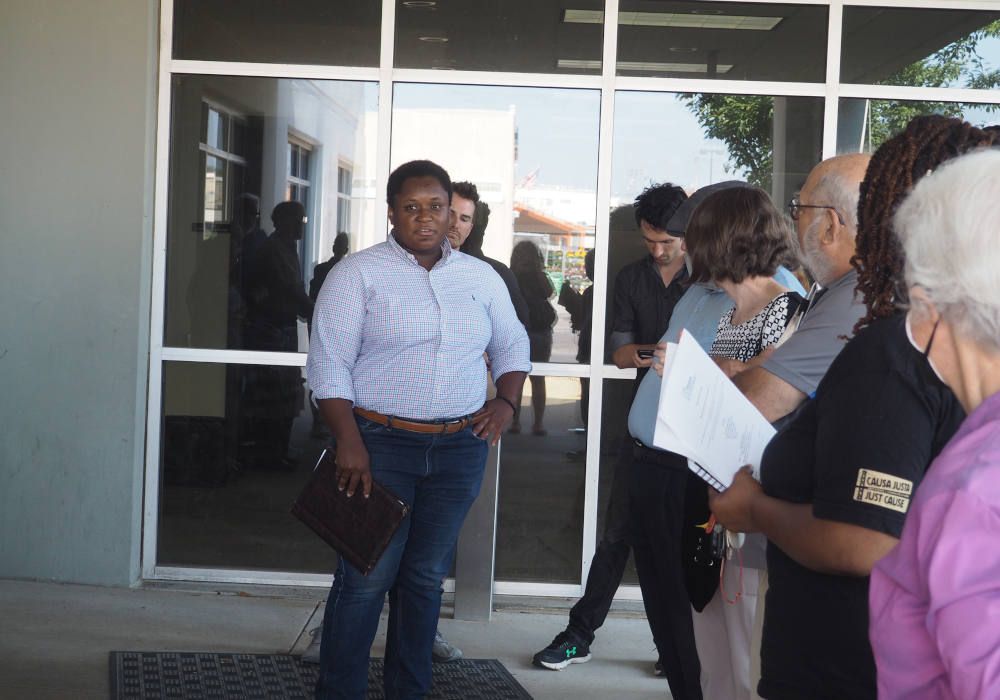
[432,630,463,663]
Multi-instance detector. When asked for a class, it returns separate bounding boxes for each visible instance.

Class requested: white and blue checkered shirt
[307,233,531,421]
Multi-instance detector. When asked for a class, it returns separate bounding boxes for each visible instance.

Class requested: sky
[389,28,1000,199]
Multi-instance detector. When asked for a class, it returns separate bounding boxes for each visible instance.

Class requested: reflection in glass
[496,377,587,583]
[612,92,823,200]
[164,76,378,351]
[511,241,557,428]
[837,99,1000,156]
[392,83,600,363]
[606,91,823,352]
[615,1,827,81]
[394,0,604,74]
[202,103,228,152]
[202,154,225,228]
[172,0,381,66]
[841,7,1000,87]
[158,361,337,572]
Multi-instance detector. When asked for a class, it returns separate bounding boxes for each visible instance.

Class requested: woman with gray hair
[869,148,1000,700]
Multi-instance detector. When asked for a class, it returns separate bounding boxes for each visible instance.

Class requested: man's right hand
[334,436,372,498]
[317,397,373,498]
[612,343,656,369]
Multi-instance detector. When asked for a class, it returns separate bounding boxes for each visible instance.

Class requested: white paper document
[653,329,776,490]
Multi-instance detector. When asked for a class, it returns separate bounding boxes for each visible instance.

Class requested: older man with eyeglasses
[720,154,871,424]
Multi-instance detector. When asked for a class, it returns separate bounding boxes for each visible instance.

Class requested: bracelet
[496,395,516,412]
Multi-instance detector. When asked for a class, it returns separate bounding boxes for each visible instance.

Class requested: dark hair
[332,232,349,255]
[386,159,452,208]
[270,200,305,229]
[633,183,688,230]
[510,240,545,274]
[685,186,795,285]
[452,181,480,204]
[853,115,995,332]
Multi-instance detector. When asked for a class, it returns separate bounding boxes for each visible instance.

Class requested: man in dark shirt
[609,184,691,382]
[309,232,349,304]
[241,201,314,469]
[449,181,530,328]
[245,200,314,350]
[532,183,689,673]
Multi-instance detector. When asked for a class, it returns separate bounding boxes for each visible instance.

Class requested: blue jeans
[315,416,488,700]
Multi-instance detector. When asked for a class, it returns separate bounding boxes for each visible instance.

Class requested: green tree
[867,19,1000,145]
[681,94,774,190]
[681,20,1000,187]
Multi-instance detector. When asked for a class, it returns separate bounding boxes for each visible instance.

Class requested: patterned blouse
[709,291,803,362]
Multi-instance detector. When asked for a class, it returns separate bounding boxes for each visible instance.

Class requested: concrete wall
[0,0,157,584]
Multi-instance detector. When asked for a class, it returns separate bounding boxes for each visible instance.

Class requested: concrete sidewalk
[0,579,669,699]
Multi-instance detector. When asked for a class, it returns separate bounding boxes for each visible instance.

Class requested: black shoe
[532,632,591,670]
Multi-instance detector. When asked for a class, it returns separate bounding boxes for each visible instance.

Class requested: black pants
[565,443,632,645]
[628,442,702,700]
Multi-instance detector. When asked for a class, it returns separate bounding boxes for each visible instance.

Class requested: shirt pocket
[365,291,439,349]
[441,294,492,353]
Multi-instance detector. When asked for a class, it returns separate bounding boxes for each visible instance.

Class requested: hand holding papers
[653,329,775,490]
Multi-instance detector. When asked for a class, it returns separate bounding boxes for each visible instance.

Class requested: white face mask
[905,311,946,384]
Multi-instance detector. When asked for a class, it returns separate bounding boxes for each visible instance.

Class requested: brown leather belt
[353,407,471,434]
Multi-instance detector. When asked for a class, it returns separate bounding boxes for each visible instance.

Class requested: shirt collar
[387,229,453,267]
[644,255,689,286]
[822,267,858,292]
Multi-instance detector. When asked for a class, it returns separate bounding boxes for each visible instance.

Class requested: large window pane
[158,361,336,572]
[496,377,587,583]
[391,83,601,364]
[836,99,1000,155]
[395,0,604,74]
[616,1,827,81]
[606,91,823,350]
[841,7,1000,88]
[164,76,378,351]
[172,0,382,66]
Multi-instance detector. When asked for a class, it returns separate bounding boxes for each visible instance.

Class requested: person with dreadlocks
[869,147,1000,700]
[708,114,994,699]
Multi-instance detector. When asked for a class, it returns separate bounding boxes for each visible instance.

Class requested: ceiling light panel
[557,59,734,73]
[564,9,782,31]
[563,9,603,24]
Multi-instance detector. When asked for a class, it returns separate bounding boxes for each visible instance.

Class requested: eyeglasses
[788,195,845,225]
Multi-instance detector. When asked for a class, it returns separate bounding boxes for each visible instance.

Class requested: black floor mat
[109,651,533,699]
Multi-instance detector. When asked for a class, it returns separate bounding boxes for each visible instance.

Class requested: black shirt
[758,313,965,700]
[481,255,530,329]
[609,256,688,377]
[245,232,313,350]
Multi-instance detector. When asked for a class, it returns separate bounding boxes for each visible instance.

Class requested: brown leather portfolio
[291,448,410,575]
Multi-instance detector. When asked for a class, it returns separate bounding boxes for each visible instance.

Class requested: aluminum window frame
[144,0,1000,596]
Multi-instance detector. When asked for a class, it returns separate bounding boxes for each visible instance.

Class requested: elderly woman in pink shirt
[869,148,1000,699]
